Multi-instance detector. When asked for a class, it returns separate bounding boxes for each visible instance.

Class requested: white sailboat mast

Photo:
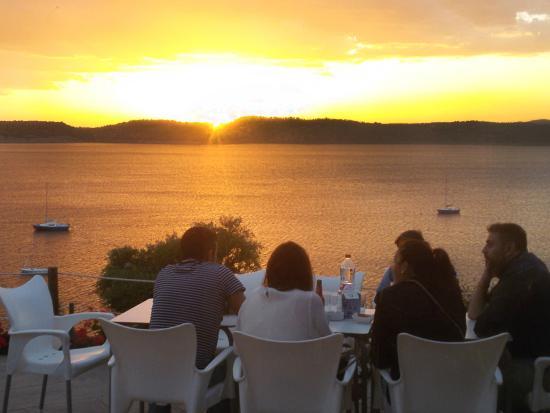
[45,183,48,222]
[444,175,448,206]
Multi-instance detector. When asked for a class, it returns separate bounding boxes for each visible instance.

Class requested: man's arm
[467,269,494,320]
[227,290,245,314]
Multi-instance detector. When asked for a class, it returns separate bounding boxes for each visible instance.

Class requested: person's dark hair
[487,223,527,253]
[433,248,457,278]
[398,240,465,335]
[180,226,217,261]
[265,241,313,292]
[398,240,460,296]
[395,230,424,246]
[398,240,434,282]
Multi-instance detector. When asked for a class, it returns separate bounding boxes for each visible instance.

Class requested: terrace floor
[0,356,196,412]
[0,355,110,412]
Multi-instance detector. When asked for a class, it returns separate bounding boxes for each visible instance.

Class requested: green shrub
[96,216,262,312]
[197,216,262,273]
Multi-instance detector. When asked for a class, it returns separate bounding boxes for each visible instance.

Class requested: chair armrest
[53,312,115,332]
[378,368,401,388]
[338,359,357,386]
[233,357,245,383]
[9,328,70,345]
[200,346,233,375]
[6,329,71,375]
[220,326,234,346]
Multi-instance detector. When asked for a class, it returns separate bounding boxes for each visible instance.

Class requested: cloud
[1,0,550,96]
[490,31,535,39]
[516,11,550,24]
[0,49,125,94]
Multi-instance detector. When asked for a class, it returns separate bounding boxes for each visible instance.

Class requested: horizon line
[2,116,549,129]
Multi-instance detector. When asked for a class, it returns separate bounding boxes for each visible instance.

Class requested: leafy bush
[197,216,262,273]
[96,216,262,312]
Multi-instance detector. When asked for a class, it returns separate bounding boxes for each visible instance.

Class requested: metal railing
[0,267,378,321]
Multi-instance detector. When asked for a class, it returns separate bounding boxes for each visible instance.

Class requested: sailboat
[437,176,460,215]
[20,267,49,275]
[19,244,48,275]
[33,184,70,231]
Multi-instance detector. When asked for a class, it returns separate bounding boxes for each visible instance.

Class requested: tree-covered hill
[214,117,550,145]
[0,120,212,144]
[1,117,550,145]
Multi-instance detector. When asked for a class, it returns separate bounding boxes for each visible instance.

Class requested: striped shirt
[150,259,244,369]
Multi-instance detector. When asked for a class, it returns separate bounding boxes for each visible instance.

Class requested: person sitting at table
[370,239,466,379]
[375,229,425,295]
[150,225,245,369]
[236,241,331,340]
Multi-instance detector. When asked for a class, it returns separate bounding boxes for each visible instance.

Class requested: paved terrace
[0,356,203,413]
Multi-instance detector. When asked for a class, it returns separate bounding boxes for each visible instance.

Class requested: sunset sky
[1,0,549,126]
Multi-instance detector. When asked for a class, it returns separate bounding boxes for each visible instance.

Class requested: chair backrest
[397,332,509,413]
[233,331,344,413]
[0,275,54,331]
[236,270,266,296]
[100,320,199,404]
[316,271,365,293]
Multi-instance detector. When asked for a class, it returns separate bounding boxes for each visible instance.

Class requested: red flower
[92,335,105,346]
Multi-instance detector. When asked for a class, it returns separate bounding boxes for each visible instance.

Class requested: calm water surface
[1,143,550,311]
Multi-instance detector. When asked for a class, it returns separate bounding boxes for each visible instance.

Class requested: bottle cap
[345,254,351,258]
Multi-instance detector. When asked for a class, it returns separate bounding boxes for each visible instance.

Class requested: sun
[54,54,370,126]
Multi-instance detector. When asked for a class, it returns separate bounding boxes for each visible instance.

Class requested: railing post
[47,267,60,315]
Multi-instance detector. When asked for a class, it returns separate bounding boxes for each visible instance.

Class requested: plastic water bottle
[339,254,355,289]
[339,255,360,318]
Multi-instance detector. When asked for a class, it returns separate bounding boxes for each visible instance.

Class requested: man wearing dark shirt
[468,223,550,412]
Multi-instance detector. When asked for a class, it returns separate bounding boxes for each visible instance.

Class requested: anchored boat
[437,176,460,215]
[33,184,70,231]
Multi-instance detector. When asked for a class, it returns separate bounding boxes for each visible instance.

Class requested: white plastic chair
[378,332,509,413]
[0,275,113,413]
[316,271,365,293]
[100,320,233,413]
[236,270,265,296]
[233,331,356,413]
[528,357,550,412]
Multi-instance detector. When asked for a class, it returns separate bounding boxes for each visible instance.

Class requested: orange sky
[1,0,549,126]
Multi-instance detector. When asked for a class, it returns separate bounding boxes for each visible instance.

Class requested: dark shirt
[475,252,550,359]
[371,279,466,379]
[150,259,244,369]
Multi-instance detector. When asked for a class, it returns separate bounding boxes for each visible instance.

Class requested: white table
[112,298,371,340]
[112,299,238,327]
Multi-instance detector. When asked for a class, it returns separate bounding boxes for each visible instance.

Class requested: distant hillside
[0,120,212,144]
[1,117,550,145]
[215,117,550,145]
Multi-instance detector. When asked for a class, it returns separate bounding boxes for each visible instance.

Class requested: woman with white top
[236,241,331,340]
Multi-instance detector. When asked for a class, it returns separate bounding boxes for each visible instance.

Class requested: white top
[236,286,331,340]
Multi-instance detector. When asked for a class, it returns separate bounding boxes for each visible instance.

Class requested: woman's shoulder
[246,287,316,300]
[377,280,432,308]
[381,280,424,297]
